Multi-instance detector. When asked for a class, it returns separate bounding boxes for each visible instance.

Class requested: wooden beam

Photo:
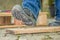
[6,26,60,34]
[36,12,48,26]
[0,25,26,28]
[0,12,12,16]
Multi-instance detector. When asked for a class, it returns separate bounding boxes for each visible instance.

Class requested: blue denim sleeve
[22,0,40,19]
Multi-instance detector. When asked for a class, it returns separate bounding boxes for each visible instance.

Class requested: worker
[12,0,60,26]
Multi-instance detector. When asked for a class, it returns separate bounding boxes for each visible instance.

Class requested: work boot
[11,5,36,26]
[49,20,60,26]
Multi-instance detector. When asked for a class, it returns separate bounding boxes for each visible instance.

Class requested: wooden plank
[42,0,49,12]
[36,12,48,26]
[6,26,60,34]
[0,12,12,16]
[0,25,26,28]
[4,16,11,25]
[0,17,4,25]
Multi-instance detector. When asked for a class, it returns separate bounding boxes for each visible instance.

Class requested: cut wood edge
[36,12,48,26]
[0,13,12,16]
[0,25,26,28]
[6,26,60,34]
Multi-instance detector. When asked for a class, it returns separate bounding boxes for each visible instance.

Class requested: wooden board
[0,12,12,16]
[0,17,4,25]
[0,25,26,28]
[36,12,48,26]
[4,16,11,25]
[6,26,60,34]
